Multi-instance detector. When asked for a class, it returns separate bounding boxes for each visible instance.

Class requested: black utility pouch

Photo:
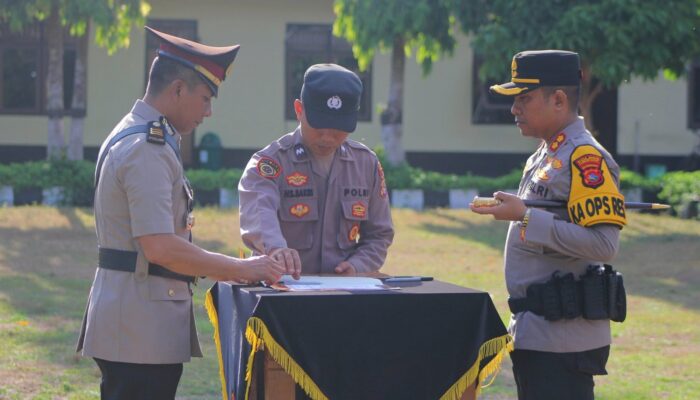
[559,272,582,319]
[581,266,609,320]
[540,272,564,321]
[605,264,627,322]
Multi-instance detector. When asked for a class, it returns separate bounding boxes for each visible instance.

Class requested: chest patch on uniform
[377,161,388,198]
[146,121,166,145]
[567,145,626,228]
[348,223,361,243]
[547,156,563,169]
[286,172,308,187]
[548,132,566,152]
[257,157,282,179]
[573,153,604,188]
[526,180,549,197]
[351,201,367,218]
[289,203,310,218]
[284,188,314,198]
[344,187,369,197]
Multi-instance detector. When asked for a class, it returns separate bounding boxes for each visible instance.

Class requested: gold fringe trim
[439,334,514,400]
[205,288,229,400]
[244,317,328,400]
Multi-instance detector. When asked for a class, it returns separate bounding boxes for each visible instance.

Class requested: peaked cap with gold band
[145,26,240,96]
[490,50,582,96]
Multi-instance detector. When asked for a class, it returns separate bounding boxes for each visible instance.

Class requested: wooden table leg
[460,382,478,400]
[264,351,296,400]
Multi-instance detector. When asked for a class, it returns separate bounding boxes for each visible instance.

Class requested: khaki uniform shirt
[239,128,394,273]
[76,100,202,364]
[507,117,622,353]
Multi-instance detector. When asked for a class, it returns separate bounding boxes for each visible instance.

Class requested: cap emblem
[327,95,342,110]
[511,58,518,78]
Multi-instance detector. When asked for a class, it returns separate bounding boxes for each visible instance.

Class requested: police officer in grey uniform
[239,64,394,277]
[77,27,283,400]
[471,50,627,400]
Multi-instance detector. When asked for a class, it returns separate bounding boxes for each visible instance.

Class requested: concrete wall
[617,73,697,156]
[0,0,695,162]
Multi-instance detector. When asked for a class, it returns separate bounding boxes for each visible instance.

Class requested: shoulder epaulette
[345,139,372,153]
[146,119,166,145]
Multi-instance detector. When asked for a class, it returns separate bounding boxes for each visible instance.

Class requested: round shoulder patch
[257,157,282,179]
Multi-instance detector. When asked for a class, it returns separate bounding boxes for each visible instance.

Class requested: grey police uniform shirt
[239,128,394,274]
[507,117,621,353]
[76,100,202,363]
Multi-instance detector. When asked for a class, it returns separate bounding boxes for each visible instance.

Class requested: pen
[384,276,433,283]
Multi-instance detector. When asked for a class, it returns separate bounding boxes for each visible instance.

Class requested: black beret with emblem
[300,63,363,133]
[146,26,240,97]
[490,50,581,96]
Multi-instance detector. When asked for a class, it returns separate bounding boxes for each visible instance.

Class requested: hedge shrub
[1,159,692,211]
[658,170,700,213]
[185,168,244,191]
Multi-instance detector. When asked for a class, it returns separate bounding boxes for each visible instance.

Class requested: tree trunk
[46,1,65,160]
[68,22,88,161]
[579,63,603,136]
[380,36,406,167]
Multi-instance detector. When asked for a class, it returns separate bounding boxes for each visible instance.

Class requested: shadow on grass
[414,211,700,313]
[615,231,700,313]
[0,269,98,392]
[416,210,509,250]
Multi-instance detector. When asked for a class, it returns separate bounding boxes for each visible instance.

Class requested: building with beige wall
[1,0,698,175]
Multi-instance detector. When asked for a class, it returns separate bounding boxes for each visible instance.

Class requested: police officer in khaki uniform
[77,27,283,399]
[239,64,394,277]
[471,50,627,400]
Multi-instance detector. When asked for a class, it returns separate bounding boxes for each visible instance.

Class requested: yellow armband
[567,145,626,228]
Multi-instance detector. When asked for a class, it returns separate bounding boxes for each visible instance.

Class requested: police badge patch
[351,201,367,218]
[348,223,360,243]
[257,157,282,179]
[290,203,310,218]
[377,161,388,198]
[286,172,308,187]
[573,153,604,188]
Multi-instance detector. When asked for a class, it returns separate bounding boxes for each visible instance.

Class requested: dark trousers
[510,346,610,400]
[94,358,183,400]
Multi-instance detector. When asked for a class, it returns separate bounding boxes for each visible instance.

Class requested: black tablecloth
[206,280,511,400]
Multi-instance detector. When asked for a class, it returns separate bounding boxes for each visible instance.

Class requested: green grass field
[0,207,698,399]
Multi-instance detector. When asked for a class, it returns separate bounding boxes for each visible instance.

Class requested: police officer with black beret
[239,64,394,277]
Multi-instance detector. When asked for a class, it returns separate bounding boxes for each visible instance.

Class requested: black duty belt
[507,265,626,323]
[98,247,196,283]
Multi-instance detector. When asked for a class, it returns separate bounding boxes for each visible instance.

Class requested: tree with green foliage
[334,0,458,166]
[0,0,150,160]
[456,0,700,136]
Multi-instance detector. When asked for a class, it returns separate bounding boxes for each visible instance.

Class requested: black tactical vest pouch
[581,265,609,320]
[604,264,627,322]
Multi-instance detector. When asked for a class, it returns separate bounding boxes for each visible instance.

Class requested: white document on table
[272,275,389,291]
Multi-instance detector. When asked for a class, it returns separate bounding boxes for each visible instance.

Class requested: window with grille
[285,24,371,122]
[471,53,513,125]
[0,22,77,115]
